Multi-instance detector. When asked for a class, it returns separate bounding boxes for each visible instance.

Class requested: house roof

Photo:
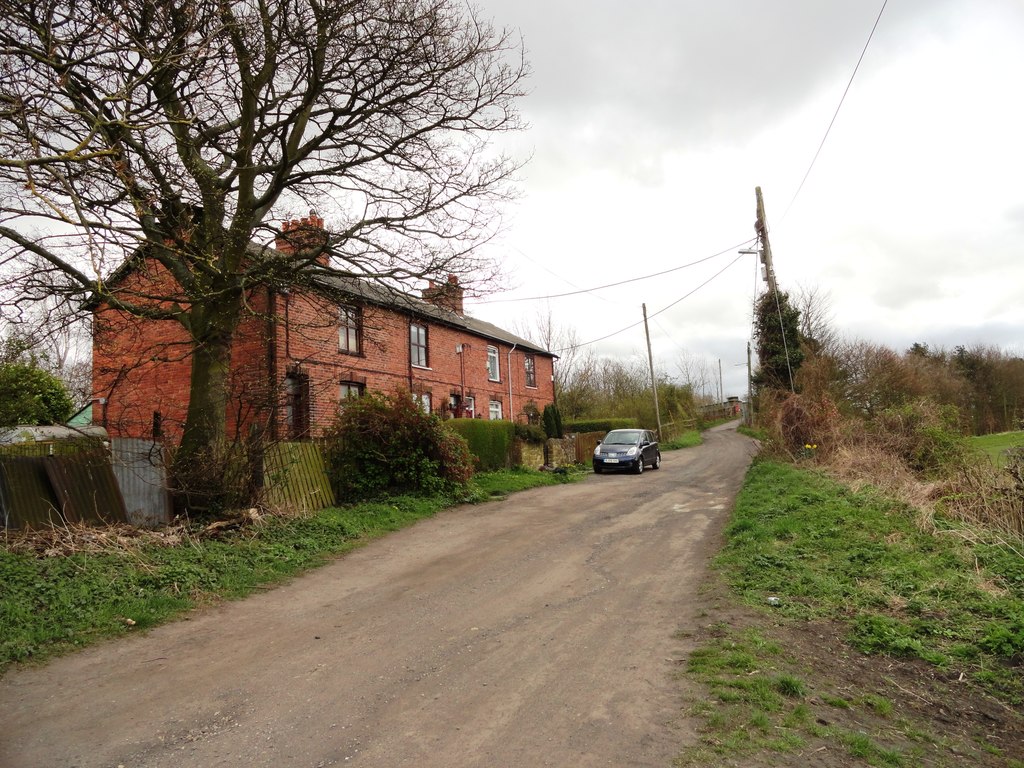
[318,274,556,359]
[88,231,556,359]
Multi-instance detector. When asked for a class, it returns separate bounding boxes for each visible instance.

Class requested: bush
[542,403,563,439]
[564,417,639,434]
[871,401,970,477]
[514,423,546,444]
[0,363,74,427]
[446,418,515,471]
[323,390,473,500]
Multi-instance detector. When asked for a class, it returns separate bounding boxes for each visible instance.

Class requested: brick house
[91,216,557,442]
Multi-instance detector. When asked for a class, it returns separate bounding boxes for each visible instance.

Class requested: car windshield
[604,430,642,445]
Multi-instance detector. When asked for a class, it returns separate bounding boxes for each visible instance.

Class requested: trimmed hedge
[445,419,515,472]
[564,418,639,434]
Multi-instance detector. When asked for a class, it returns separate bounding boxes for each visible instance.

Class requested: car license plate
[604,458,619,463]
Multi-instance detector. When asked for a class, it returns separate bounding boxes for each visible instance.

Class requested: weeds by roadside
[677,459,1024,767]
[0,468,582,674]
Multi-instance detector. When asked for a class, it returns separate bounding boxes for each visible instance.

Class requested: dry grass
[762,393,1024,546]
[0,506,307,558]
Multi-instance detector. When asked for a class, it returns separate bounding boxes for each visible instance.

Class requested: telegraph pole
[755,186,778,296]
[753,186,795,392]
[642,304,663,438]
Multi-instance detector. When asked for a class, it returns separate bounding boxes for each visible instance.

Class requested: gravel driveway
[0,423,755,768]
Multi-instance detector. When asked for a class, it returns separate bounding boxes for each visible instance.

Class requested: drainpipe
[507,343,517,422]
[267,287,278,442]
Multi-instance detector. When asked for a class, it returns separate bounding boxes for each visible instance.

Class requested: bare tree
[514,307,596,419]
[0,0,526,474]
[675,351,716,403]
[793,283,838,356]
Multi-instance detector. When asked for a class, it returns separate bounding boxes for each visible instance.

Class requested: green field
[971,430,1024,465]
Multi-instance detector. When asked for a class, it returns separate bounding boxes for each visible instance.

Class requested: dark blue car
[592,429,661,474]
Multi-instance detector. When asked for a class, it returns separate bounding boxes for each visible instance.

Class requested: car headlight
[593,446,602,457]
[626,446,638,456]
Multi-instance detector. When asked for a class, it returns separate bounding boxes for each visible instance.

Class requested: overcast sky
[461,0,1024,399]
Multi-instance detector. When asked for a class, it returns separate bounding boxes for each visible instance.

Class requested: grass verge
[0,467,583,674]
[662,430,702,451]
[971,430,1024,466]
[677,459,1024,767]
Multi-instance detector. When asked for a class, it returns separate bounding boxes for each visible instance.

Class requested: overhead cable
[477,238,756,304]
[554,249,749,353]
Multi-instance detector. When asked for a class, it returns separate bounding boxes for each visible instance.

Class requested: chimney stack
[275,212,328,262]
[422,274,465,315]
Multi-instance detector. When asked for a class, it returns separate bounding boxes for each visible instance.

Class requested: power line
[476,238,755,304]
[781,0,888,221]
[554,249,750,353]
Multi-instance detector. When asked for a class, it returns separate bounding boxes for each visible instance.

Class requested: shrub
[446,418,515,471]
[542,403,563,438]
[513,423,546,444]
[323,390,473,500]
[0,363,74,427]
[564,417,639,434]
[871,401,970,477]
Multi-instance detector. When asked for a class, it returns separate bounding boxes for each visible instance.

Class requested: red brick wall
[93,261,556,441]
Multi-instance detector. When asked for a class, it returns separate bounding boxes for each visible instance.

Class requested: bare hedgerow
[762,391,843,461]
[938,448,1024,541]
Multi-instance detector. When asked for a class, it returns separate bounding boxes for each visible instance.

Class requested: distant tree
[0,0,526,500]
[0,363,74,427]
[515,308,596,420]
[753,290,803,393]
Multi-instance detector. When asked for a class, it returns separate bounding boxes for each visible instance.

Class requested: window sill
[412,364,432,371]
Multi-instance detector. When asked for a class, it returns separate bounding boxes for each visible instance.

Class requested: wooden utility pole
[755,186,778,296]
[753,186,795,392]
[642,304,663,438]
[746,341,753,427]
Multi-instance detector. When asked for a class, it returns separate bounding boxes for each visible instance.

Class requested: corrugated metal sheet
[0,445,128,529]
[110,438,172,528]
[0,455,62,528]
[44,449,128,525]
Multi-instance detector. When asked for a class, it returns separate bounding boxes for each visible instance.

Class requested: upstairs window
[524,353,537,388]
[410,323,428,367]
[487,345,500,381]
[339,305,361,354]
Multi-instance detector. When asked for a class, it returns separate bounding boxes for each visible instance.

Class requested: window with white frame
[486,345,500,381]
[524,353,537,388]
[339,304,361,353]
[410,323,428,367]
[488,399,502,420]
[339,381,363,402]
[414,391,432,414]
[464,396,475,418]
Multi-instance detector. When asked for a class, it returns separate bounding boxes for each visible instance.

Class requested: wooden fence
[262,441,335,511]
[1,438,336,530]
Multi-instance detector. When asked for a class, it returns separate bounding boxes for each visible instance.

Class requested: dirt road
[1,423,755,768]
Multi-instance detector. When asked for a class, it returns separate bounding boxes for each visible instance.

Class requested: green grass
[676,458,1024,767]
[661,430,701,450]
[0,468,581,673]
[970,430,1024,466]
[716,461,1024,697]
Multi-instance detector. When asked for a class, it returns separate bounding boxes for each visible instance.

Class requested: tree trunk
[171,293,243,514]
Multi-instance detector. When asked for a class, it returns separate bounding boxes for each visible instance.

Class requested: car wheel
[652,453,661,470]
[634,457,644,474]
[594,465,603,474]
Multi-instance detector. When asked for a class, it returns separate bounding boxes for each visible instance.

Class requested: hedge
[564,418,639,434]
[444,419,515,472]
